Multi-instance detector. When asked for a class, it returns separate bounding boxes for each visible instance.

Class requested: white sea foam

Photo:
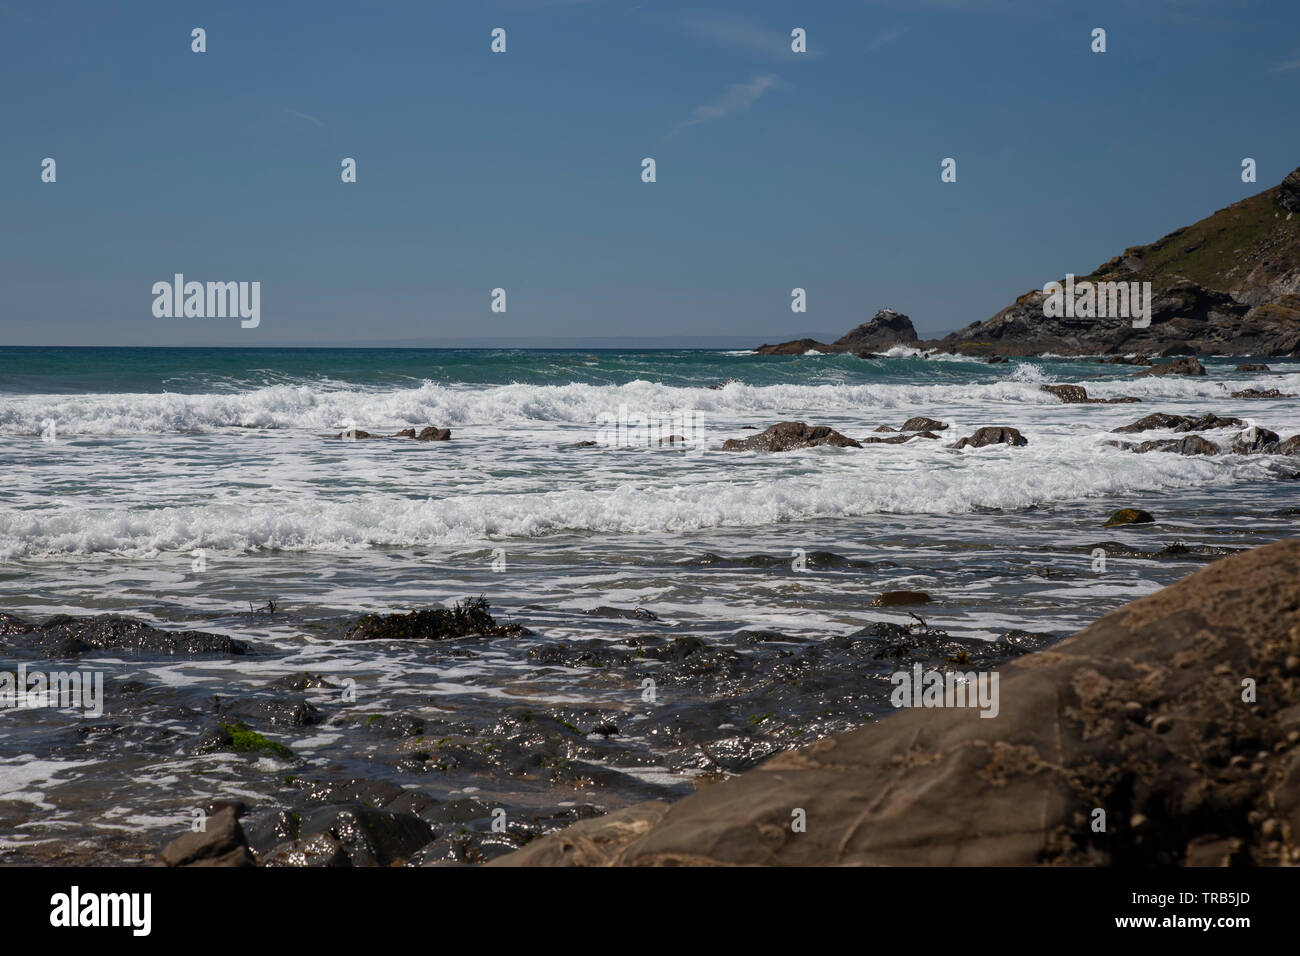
[0,435,1280,557]
[2,374,1296,436]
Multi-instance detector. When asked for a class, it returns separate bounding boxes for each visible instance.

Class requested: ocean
[1,346,1298,862]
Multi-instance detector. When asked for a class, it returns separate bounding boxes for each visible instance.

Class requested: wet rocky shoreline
[2,597,1064,866]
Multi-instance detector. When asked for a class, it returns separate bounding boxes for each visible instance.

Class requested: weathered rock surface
[900,416,948,432]
[1040,384,1140,404]
[1109,424,1300,457]
[752,337,831,356]
[722,421,862,452]
[1113,412,1245,433]
[157,806,256,867]
[1117,435,1223,457]
[830,309,919,352]
[948,426,1028,449]
[493,539,1300,866]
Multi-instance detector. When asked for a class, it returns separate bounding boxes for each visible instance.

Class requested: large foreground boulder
[493,539,1300,866]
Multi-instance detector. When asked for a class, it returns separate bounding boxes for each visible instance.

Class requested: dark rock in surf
[1231,388,1294,398]
[949,426,1028,449]
[722,421,862,452]
[1096,355,1153,366]
[901,417,948,432]
[1133,357,1206,377]
[218,696,325,729]
[1040,384,1140,404]
[264,804,434,867]
[1122,435,1222,456]
[1230,427,1282,455]
[1236,363,1270,372]
[869,591,933,607]
[1113,412,1245,433]
[0,613,251,658]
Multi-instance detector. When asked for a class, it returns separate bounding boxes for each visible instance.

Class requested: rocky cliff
[940,167,1300,357]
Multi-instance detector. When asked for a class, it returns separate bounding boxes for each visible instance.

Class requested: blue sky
[3,0,1299,347]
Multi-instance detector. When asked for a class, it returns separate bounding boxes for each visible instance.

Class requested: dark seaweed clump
[345,597,525,641]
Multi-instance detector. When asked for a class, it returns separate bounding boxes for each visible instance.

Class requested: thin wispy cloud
[866,26,909,51]
[1271,57,1300,73]
[681,13,800,59]
[667,74,782,140]
[285,108,326,128]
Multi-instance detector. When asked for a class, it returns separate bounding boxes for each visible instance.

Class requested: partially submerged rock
[900,416,948,432]
[1236,363,1270,372]
[1104,508,1154,527]
[0,613,250,658]
[1113,412,1245,433]
[1231,388,1295,399]
[1133,357,1207,377]
[336,426,451,441]
[1231,427,1282,454]
[1040,384,1140,404]
[196,719,297,759]
[722,421,862,452]
[1118,435,1222,456]
[869,591,933,607]
[948,426,1028,449]
[1110,426,1300,457]
[263,804,434,867]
